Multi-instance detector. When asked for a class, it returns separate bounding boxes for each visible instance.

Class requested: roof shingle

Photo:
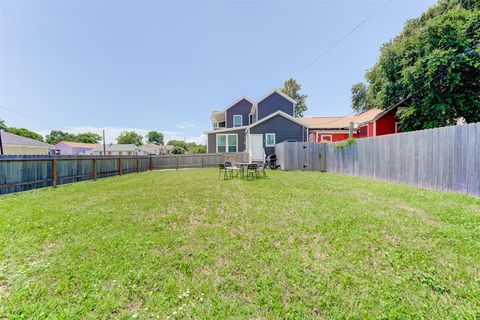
[0,132,53,147]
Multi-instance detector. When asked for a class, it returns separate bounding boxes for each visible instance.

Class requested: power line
[293,0,393,77]
[309,17,479,126]
[0,104,63,128]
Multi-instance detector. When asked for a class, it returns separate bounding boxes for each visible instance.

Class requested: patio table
[236,162,255,179]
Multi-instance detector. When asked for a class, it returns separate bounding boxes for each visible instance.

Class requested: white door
[249,134,264,162]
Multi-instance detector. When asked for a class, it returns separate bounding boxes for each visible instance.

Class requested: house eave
[204,126,249,134]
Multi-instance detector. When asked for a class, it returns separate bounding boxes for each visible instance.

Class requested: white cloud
[175,122,196,129]
[38,126,206,145]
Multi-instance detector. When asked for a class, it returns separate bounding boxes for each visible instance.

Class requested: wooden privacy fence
[276,122,480,198]
[0,152,248,195]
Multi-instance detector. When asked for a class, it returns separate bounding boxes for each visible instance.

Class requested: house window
[233,115,242,127]
[265,133,276,147]
[321,135,332,143]
[217,134,238,153]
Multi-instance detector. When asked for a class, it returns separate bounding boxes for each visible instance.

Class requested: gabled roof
[248,111,308,129]
[204,125,249,134]
[250,89,297,115]
[210,96,254,121]
[304,108,386,129]
[56,141,99,149]
[0,131,53,148]
[257,89,297,105]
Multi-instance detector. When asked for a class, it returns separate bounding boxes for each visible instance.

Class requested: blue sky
[0,0,436,143]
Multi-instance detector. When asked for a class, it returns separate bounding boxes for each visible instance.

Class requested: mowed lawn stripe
[0,169,479,319]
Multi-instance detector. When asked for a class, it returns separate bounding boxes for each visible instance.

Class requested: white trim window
[321,135,332,143]
[216,134,238,153]
[233,115,243,127]
[265,133,276,147]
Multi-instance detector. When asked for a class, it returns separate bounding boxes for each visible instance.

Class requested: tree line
[0,119,206,153]
[350,0,479,131]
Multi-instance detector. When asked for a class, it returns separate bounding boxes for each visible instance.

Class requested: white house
[87,144,148,156]
[137,144,173,155]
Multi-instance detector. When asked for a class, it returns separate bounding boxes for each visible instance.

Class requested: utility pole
[349,122,354,139]
[0,129,3,155]
[103,129,106,156]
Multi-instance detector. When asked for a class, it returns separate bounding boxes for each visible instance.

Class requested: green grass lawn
[1,169,479,319]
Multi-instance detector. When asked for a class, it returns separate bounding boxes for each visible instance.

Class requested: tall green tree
[146,131,164,145]
[167,139,188,150]
[186,142,206,154]
[171,146,186,154]
[45,130,77,144]
[281,78,308,117]
[75,132,102,144]
[0,119,6,130]
[167,140,206,154]
[355,0,480,131]
[116,131,143,146]
[4,127,44,142]
[351,82,369,113]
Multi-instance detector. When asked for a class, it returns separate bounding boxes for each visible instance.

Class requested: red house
[304,107,399,143]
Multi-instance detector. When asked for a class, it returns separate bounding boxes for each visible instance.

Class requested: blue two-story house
[205,89,309,161]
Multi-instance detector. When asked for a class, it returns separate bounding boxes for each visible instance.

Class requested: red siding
[308,107,399,142]
[309,132,360,143]
[376,108,398,136]
[368,122,374,137]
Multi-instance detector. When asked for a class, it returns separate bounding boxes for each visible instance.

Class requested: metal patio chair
[246,163,258,180]
[218,163,226,179]
[224,161,236,179]
[256,162,267,179]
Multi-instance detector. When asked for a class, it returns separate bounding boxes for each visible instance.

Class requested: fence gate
[275,142,326,171]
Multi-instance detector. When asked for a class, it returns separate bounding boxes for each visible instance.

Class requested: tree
[186,142,206,154]
[0,119,6,130]
[4,127,44,142]
[281,78,308,117]
[146,131,164,145]
[75,132,102,144]
[116,131,143,146]
[45,130,77,144]
[167,139,188,150]
[167,140,206,154]
[356,0,480,131]
[171,146,186,154]
[351,82,370,113]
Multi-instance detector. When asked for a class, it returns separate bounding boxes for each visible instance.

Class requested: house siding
[3,145,51,155]
[376,108,398,136]
[207,129,246,153]
[249,115,307,156]
[226,99,253,128]
[257,92,294,120]
[56,143,97,155]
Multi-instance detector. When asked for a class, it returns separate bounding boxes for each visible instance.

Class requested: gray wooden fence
[0,152,248,195]
[276,122,480,198]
